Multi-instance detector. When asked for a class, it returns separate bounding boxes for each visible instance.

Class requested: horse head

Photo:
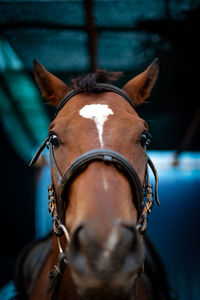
[32,59,159,300]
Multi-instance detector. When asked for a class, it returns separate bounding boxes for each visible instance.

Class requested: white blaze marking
[79,104,113,148]
[102,168,109,190]
[103,176,109,190]
[105,227,119,253]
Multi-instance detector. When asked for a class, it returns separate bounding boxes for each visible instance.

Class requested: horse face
[54,94,147,298]
[34,59,159,299]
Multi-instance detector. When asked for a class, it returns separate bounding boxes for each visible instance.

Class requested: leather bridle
[29,83,160,297]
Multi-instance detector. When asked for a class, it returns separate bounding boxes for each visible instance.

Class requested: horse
[14,59,173,300]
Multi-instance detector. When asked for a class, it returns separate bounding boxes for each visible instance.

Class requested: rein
[29,83,160,299]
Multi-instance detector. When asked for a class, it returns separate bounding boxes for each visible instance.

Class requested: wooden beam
[84,0,98,72]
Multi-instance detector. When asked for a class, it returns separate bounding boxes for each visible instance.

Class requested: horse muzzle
[67,220,144,299]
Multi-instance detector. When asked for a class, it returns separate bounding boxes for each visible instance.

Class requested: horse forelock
[71,69,123,93]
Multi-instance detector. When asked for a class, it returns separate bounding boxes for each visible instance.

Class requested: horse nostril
[118,221,145,272]
[119,220,138,243]
[70,222,103,259]
[69,223,85,251]
[67,223,88,276]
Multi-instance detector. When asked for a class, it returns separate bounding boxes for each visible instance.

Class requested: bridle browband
[29,83,160,297]
[56,83,135,115]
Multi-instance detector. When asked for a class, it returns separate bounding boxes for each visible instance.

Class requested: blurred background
[0,1,199,299]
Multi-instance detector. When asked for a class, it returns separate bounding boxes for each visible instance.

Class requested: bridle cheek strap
[147,155,160,206]
[135,154,160,232]
[49,145,62,184]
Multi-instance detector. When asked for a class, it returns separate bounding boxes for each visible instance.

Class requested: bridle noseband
[30,83,160,297]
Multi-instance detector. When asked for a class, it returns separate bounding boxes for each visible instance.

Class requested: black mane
[71,69,122,92]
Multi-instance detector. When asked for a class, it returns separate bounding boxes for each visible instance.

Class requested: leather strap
[147,155,160,206]
[29,137,49,167]
[55,83,135,116]
[48,148,144,224]
[49,145,62,184]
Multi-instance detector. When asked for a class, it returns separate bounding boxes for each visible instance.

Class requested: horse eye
[140,132,151,148]
[49,134,60,148]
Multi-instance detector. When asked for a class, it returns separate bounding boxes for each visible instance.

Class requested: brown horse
[15,60,172,300]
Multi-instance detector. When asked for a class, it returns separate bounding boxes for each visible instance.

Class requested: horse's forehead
[51,93,147,141]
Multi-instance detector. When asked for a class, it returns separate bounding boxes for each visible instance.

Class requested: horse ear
[33,60,68,107]
[122,58,159,106]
